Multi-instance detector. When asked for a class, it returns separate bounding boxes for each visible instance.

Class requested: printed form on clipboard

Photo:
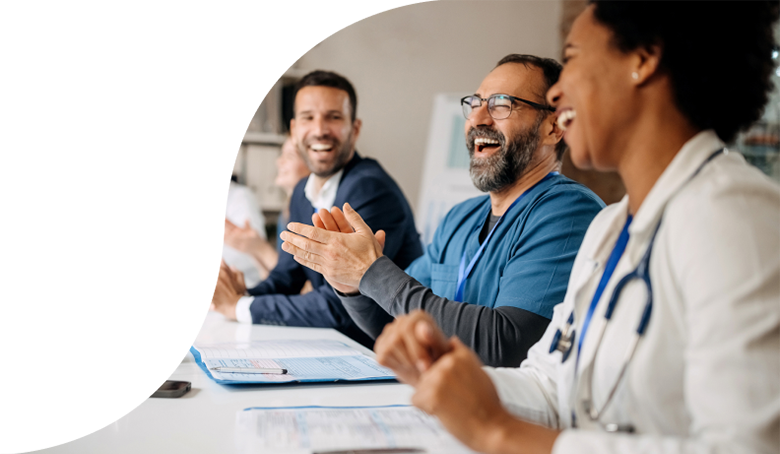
[190,339,395,384]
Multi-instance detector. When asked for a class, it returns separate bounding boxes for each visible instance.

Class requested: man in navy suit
[212,70,422,347]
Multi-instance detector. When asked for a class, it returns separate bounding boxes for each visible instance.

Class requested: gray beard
[467,117,542,193]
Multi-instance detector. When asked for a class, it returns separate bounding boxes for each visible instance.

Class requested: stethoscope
[548,148,725,433]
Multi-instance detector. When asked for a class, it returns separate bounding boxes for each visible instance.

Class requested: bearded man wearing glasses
[282,55,604,367]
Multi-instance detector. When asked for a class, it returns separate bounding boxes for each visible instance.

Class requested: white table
[37,312,413,453]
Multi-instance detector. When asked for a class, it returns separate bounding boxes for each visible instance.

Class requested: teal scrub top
[405,174,605,319]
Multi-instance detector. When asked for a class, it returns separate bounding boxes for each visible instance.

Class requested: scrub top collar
[463,174,560,259]
[629,130,725,241]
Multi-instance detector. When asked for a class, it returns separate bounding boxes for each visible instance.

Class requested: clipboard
[190,339,396,385]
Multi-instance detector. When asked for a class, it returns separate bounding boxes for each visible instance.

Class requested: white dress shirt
[235,170,344,324]
[303,169,344,212]
[486,130,779,453]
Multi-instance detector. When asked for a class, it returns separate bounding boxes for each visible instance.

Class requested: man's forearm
[359,257,550,367]
[337,292,395,339]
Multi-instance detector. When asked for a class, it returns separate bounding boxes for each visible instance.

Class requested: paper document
[191,340,395,384]
[235,405,478,454]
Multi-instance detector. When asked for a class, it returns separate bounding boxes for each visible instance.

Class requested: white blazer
[486,130,780,453]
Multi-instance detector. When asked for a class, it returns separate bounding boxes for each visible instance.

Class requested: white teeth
[474,138,499,146]
[558,110,577,131]
[310,143,333,151]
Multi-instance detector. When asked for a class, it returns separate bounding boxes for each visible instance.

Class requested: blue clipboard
[119,344,396,385]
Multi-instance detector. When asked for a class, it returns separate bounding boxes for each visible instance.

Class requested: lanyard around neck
[574,214,633,372]
[574,148,726,365]
[453,172,557,302]
[569,148,725,430]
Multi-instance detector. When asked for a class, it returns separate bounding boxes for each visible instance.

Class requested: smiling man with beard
[211,70,422,347]
[281,55,604,366]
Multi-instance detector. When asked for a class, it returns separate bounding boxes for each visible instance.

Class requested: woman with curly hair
[373,2,780,453]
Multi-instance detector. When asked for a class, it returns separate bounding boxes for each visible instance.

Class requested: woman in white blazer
[372,2,780,453]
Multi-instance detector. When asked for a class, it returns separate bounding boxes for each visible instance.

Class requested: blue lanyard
[453,172,557,302]
[574,214,633,371]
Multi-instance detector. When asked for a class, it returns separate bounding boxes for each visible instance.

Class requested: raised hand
[312,207,353,233]
[224,219,263,253]
[281,203,385,293]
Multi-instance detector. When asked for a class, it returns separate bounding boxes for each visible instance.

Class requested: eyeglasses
[460,94,555,120]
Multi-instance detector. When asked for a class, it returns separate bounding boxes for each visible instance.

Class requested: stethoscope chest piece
[549,312,576,362]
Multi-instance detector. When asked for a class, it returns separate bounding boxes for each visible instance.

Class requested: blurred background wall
[292,1,563,212]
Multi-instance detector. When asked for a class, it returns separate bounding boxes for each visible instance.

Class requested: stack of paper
[235,405,478,454]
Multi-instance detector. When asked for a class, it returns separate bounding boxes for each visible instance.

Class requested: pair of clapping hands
[280,203,384,295]
[282,205,516,451]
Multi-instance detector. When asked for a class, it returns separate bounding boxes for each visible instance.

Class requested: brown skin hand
[374,310,453,386]
[376,311,561,454]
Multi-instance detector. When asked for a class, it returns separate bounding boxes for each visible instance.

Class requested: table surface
[36,312,413,453]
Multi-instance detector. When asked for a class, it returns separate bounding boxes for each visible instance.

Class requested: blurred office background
[0,0,780,309]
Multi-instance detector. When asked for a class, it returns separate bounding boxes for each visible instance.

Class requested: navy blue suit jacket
[247,153,423,347]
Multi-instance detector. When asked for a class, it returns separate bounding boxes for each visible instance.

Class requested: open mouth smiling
[309,143,334,152]
[557,108,577,131]
[474,137,501,153]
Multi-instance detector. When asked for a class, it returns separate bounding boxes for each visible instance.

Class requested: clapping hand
[224,219,264,253]
[281,203,385,295]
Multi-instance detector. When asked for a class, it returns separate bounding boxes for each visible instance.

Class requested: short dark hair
[496,54,566,159]
[293,70,358,122]
[590,1,779,144]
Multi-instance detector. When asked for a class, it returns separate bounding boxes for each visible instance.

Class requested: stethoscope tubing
[549,147,725,431]
[581,221,660,425]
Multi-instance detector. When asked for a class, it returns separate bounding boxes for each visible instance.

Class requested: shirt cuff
[235,296,254,324]
[333,288,361,297]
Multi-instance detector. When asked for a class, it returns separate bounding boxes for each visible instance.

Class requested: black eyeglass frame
[460,94,555,120]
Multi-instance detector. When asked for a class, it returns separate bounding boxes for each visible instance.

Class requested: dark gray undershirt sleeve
[338,256,551,367]
[336,290,395,340]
